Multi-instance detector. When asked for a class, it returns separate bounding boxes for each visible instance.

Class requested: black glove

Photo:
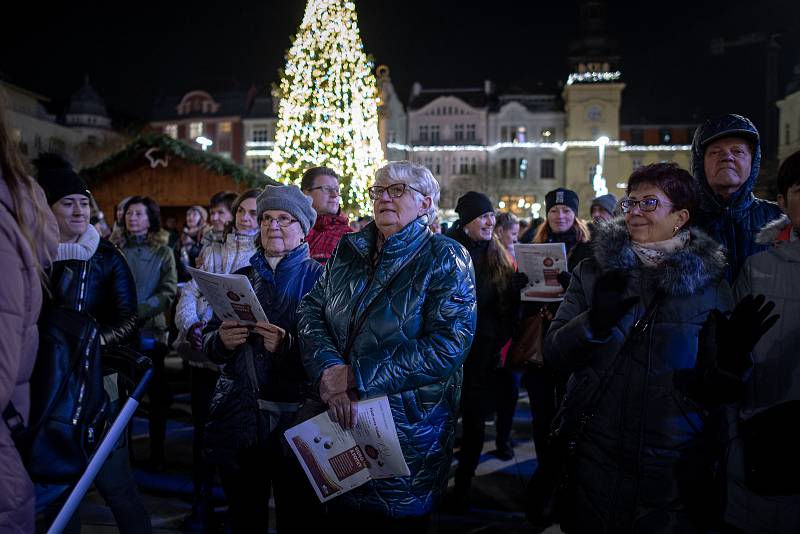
[716,294,780,377]
[512,271,529,291]
[588,270,638,338]
[685,309,745,405]
[556,270,572,291]
[682,295,779,406]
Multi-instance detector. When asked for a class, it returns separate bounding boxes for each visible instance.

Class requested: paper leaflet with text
[515,243,568,302]
[186,266,269,324]
[284,395,410,503]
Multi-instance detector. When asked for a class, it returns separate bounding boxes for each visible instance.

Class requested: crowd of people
[1,102,799,534]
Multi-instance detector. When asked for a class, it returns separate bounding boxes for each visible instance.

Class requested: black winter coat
[447,226,517,397]
[544,220,734,533]
[50,239,138,347]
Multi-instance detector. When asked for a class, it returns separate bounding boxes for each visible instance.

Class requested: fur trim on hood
[756,214,791,244]
[112,228,171,248]
[593,218,727,296]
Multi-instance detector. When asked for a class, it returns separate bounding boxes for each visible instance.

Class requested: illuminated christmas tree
[267,0,384,213]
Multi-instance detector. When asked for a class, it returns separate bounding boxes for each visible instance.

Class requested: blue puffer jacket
[691,114,782,283]
[545,220,734,532]
[204,244,323,461]
[298,219,476,517]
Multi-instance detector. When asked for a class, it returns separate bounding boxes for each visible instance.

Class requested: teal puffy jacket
[298,218,476,517]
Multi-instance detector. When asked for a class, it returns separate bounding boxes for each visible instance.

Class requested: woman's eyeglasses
[619,198,672,213]
[367,183,424,201]
[261,214,298,227]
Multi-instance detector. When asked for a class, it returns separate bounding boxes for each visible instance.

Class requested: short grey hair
[374,161,440,223]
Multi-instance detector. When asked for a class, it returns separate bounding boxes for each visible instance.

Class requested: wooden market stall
[82,133,276,224]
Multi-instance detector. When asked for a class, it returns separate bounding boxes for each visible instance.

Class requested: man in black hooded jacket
[691,113,782,282]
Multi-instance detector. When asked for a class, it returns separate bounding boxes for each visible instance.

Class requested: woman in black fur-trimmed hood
[544,163,737,532]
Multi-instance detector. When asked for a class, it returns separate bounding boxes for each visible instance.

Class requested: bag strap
[2,402,25,437]
[341,233,432,363]
[27,310,100,437]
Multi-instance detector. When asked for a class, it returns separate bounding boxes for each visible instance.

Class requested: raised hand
[716,294,780,376]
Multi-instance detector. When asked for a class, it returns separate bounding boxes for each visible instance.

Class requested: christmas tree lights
[267,0,384,213]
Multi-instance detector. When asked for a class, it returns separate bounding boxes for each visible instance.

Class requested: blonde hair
[0,89,52,278]
[533,216,591,244]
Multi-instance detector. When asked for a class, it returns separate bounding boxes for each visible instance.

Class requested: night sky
[2,0,799,135]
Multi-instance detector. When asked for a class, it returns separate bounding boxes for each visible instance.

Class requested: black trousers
[190,366,218,503]
[220,439,323,533]
[522,366,564,516]
[144,343,170,462]
[494,367,521,449]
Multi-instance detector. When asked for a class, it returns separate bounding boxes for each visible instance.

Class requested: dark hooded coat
[691,115,782,283]
[544,219,733,533]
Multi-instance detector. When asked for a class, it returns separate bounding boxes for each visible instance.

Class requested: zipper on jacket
[72,325,98,424]
[76,261,89,312]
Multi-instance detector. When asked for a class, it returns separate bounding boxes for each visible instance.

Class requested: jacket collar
[593,218,726,296]
[249,242,310,279]
[345,218,431,271]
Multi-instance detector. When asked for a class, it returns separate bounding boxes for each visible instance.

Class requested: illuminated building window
[189,122,203,139]
[164,124,178,139]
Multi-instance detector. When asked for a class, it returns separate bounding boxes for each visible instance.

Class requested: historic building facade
[1,77,125,169]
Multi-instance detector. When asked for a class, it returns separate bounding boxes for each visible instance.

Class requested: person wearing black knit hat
[32,153,153,532]
[522,185,593,529]
[34,153,91,207]
[446,191,526,511]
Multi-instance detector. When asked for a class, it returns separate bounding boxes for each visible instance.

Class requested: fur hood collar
[756,214,791,244]
[113,228,171,248]
[593,218,727,296]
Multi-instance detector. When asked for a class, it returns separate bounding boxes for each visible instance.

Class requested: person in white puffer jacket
[173,188,260,530]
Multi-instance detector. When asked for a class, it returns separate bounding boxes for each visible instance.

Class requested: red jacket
[306,213,353,263]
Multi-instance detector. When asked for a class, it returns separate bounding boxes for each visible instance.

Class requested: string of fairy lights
[266,0,385,214]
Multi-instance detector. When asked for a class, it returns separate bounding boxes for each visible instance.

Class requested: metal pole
[48,368,153,534]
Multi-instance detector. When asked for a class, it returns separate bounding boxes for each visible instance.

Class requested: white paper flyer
[515,243,568,302]
[186,266,269,324]
[284,396,410,503]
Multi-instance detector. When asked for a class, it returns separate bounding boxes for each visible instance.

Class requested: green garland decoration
[82,133,277,188]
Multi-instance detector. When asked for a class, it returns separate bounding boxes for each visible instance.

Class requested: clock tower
[563,1,625,216]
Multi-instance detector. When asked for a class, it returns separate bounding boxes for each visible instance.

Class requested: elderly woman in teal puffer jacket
[298,161,476,531]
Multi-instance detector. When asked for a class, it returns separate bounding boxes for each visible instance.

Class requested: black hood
[691,113,761,215]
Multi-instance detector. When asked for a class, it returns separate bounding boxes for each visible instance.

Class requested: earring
[673,224,680,234]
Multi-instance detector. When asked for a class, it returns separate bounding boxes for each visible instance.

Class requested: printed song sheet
[515,243,568,302]
[186,266,269,324]
[284,396,410,503]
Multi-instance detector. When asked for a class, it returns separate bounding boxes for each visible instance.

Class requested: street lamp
[195,136,213,151]
[593,136,610,196]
